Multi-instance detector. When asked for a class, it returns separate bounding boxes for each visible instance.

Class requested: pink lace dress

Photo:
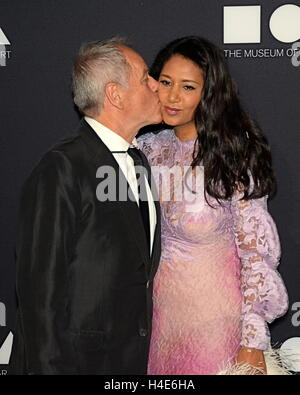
[138,129,288,375]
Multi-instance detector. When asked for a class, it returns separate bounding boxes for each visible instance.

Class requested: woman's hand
[236,346,267,375]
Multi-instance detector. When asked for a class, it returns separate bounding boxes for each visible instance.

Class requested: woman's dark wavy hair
[150,36,276,201]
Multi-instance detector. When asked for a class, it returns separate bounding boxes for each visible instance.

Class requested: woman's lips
[164,106,181,116]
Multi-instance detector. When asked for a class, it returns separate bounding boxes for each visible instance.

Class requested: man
[9,38,162,375]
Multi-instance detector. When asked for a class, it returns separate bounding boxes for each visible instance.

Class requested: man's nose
[148,76,159,92]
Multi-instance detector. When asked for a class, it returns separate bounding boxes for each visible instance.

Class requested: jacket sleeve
[231,194,288,350]
[16,150,80,374]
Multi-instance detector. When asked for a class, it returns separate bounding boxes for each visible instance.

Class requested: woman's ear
[105,82,125,110]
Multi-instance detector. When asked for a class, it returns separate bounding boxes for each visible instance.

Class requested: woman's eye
[183,85,195,91]
[159,80,171,86]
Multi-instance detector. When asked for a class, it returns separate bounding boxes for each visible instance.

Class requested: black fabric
[127,147,151,255]
[9,120,161,375]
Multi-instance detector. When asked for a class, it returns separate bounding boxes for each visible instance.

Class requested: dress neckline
[172,130,197,146]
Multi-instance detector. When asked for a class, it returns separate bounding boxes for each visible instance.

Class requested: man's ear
[105,82,125,110]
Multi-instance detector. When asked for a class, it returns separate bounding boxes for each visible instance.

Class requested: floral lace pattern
[231,195,288,349]
[138,129,288,373]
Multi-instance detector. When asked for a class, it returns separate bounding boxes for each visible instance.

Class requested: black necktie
[127,147,150,253]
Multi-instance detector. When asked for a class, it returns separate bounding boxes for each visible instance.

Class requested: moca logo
[0,332,13,365]
[223,4,300,44]
[0,27,11,67]
[0,302,12,366]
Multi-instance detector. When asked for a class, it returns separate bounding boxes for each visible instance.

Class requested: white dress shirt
[85,116,157,255]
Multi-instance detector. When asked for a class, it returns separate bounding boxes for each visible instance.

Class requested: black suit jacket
[9,120,161,375]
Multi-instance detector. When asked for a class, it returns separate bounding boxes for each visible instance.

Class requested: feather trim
[217,348,292,375]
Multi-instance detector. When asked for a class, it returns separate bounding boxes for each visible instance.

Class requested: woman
[138,36,288,375]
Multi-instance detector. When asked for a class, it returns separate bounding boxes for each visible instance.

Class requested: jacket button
[139,328,148,337]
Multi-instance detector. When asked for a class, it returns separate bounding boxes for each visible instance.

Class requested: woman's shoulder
[137,128,174,150]
[137,129,174,163]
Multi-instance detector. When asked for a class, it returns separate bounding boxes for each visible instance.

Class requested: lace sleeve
[231,194,289,350]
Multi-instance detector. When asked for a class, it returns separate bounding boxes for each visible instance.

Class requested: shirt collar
[84,116,138,152]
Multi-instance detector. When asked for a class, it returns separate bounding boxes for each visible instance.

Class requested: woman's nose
[168,86,180,102]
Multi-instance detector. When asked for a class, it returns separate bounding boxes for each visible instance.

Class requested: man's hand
[236,346,267,375]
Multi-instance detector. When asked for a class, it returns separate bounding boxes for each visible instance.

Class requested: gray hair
[72,37,130,116]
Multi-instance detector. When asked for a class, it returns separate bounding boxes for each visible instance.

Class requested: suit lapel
[77,119,151,267]
[150,197,161,277]
[139,150,161,276]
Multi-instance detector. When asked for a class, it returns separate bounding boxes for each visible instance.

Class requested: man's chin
[152,113,163,124]
[141,114,163,127]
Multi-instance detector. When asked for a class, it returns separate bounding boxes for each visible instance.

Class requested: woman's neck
[174,123,197,141]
